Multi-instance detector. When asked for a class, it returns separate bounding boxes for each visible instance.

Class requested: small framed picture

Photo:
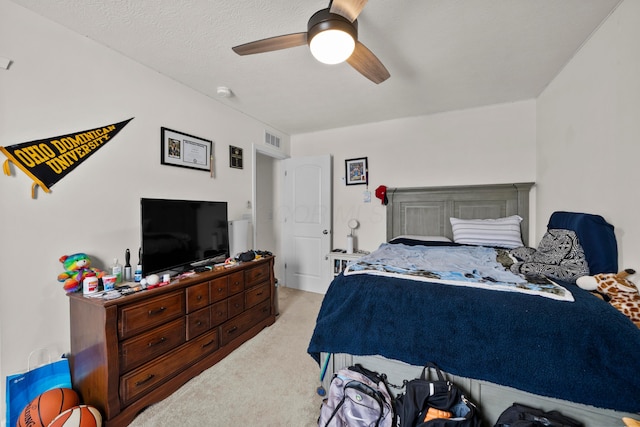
[345,157,368,186]
[229,146,243,169]
[161,127,213,172]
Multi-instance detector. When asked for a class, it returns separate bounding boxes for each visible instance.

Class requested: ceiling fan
[232,0,390,84]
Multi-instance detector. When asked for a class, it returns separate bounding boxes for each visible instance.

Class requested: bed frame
[386,182,533,246]
[321,182,637,427]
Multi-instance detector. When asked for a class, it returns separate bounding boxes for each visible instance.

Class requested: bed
[308,183,640,426]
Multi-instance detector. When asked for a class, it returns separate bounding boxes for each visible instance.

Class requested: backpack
[318,364,395,427]
[494,402,583,427]
[393,362,481,427]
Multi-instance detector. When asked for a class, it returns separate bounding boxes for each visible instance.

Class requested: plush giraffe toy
[576,269,640,328]
[623,417,640,427]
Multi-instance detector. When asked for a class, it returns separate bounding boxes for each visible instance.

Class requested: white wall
[290,100,538,252]
[0,1,289,420]
[255,154,277,250]
[536,0,640,269]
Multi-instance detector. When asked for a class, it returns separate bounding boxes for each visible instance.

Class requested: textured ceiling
[8,0,622,135]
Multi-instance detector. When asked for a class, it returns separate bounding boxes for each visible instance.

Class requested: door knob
[322,230,329,235]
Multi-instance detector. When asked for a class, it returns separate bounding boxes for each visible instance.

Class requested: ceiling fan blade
[346,41,390,84]
[232,32,307,56]
[329,0,368,22]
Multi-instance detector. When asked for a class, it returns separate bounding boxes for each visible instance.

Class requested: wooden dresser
[67,256,275,427]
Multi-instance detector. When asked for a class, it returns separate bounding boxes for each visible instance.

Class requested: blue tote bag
[5,353,72,427]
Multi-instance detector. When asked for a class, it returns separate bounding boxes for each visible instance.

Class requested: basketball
[48,405,102,427]
[16,388,80,427]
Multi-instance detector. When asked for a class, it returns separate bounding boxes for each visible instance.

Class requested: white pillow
[450,215,524,248]
[393,235,452,242]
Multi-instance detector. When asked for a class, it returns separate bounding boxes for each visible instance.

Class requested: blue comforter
[307,264,640,412]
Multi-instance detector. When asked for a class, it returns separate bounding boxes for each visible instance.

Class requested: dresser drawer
[119,318,186,373]
[219,300,270,346]
[186,282,209,313]
[186,306,211,340]
[251,298,272,325]
[244,263,269,288]
[119,329,219,405]
[118,291,184,339]
[210,300,228,327]
[245,282,270,309]
[228,271,244,295]
[227,292,244,318]
[210,276,228,302]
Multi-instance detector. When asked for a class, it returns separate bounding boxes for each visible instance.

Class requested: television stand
[155,267,184,278]
[191,255,225,268]
[68,256,276,427]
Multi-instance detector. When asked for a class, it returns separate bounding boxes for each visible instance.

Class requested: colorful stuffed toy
[58,253,105,293]
[576,269,640,328]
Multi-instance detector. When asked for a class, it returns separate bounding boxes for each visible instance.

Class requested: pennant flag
[1,118,133,198]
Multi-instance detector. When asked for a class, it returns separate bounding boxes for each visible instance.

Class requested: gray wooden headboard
[386,183,535,246]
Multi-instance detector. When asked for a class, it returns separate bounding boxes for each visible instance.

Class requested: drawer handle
[197,295,203,301]
[148,306,166,316]
[202,340,215,348]
[256,291,264,296]
[234,303,241,308]
[148,337,167,347]
[227,326,238,334]
[196,321,203,326]
[135,374,155,387]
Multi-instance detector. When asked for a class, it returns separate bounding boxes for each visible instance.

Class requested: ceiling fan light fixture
[307,8,358,65]
[310,29,355,64]
[232,4,389,83]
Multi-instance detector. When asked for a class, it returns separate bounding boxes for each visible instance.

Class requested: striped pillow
[450,215,524,248]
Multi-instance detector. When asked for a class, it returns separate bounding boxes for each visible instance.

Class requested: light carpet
[128,286,325,427]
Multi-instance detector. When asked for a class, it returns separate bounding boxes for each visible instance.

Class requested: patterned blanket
[344,243,574,301]
[509,229,589,283]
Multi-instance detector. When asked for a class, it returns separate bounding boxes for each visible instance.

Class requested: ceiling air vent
[265,131,281,148]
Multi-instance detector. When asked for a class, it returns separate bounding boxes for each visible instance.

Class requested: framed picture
[345,157,368,186]
[161,127,213,173]
[229,145,243,169]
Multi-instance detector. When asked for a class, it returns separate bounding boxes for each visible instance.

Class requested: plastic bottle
[111,258,123,284]
[134,247,143,282]
[134,264,142,283]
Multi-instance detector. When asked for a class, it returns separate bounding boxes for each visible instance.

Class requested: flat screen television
[141,198,230,275]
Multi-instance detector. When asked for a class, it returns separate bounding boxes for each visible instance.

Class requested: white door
[282,155,332,294]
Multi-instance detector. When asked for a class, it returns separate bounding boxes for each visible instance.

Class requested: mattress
[307,241,640,413]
